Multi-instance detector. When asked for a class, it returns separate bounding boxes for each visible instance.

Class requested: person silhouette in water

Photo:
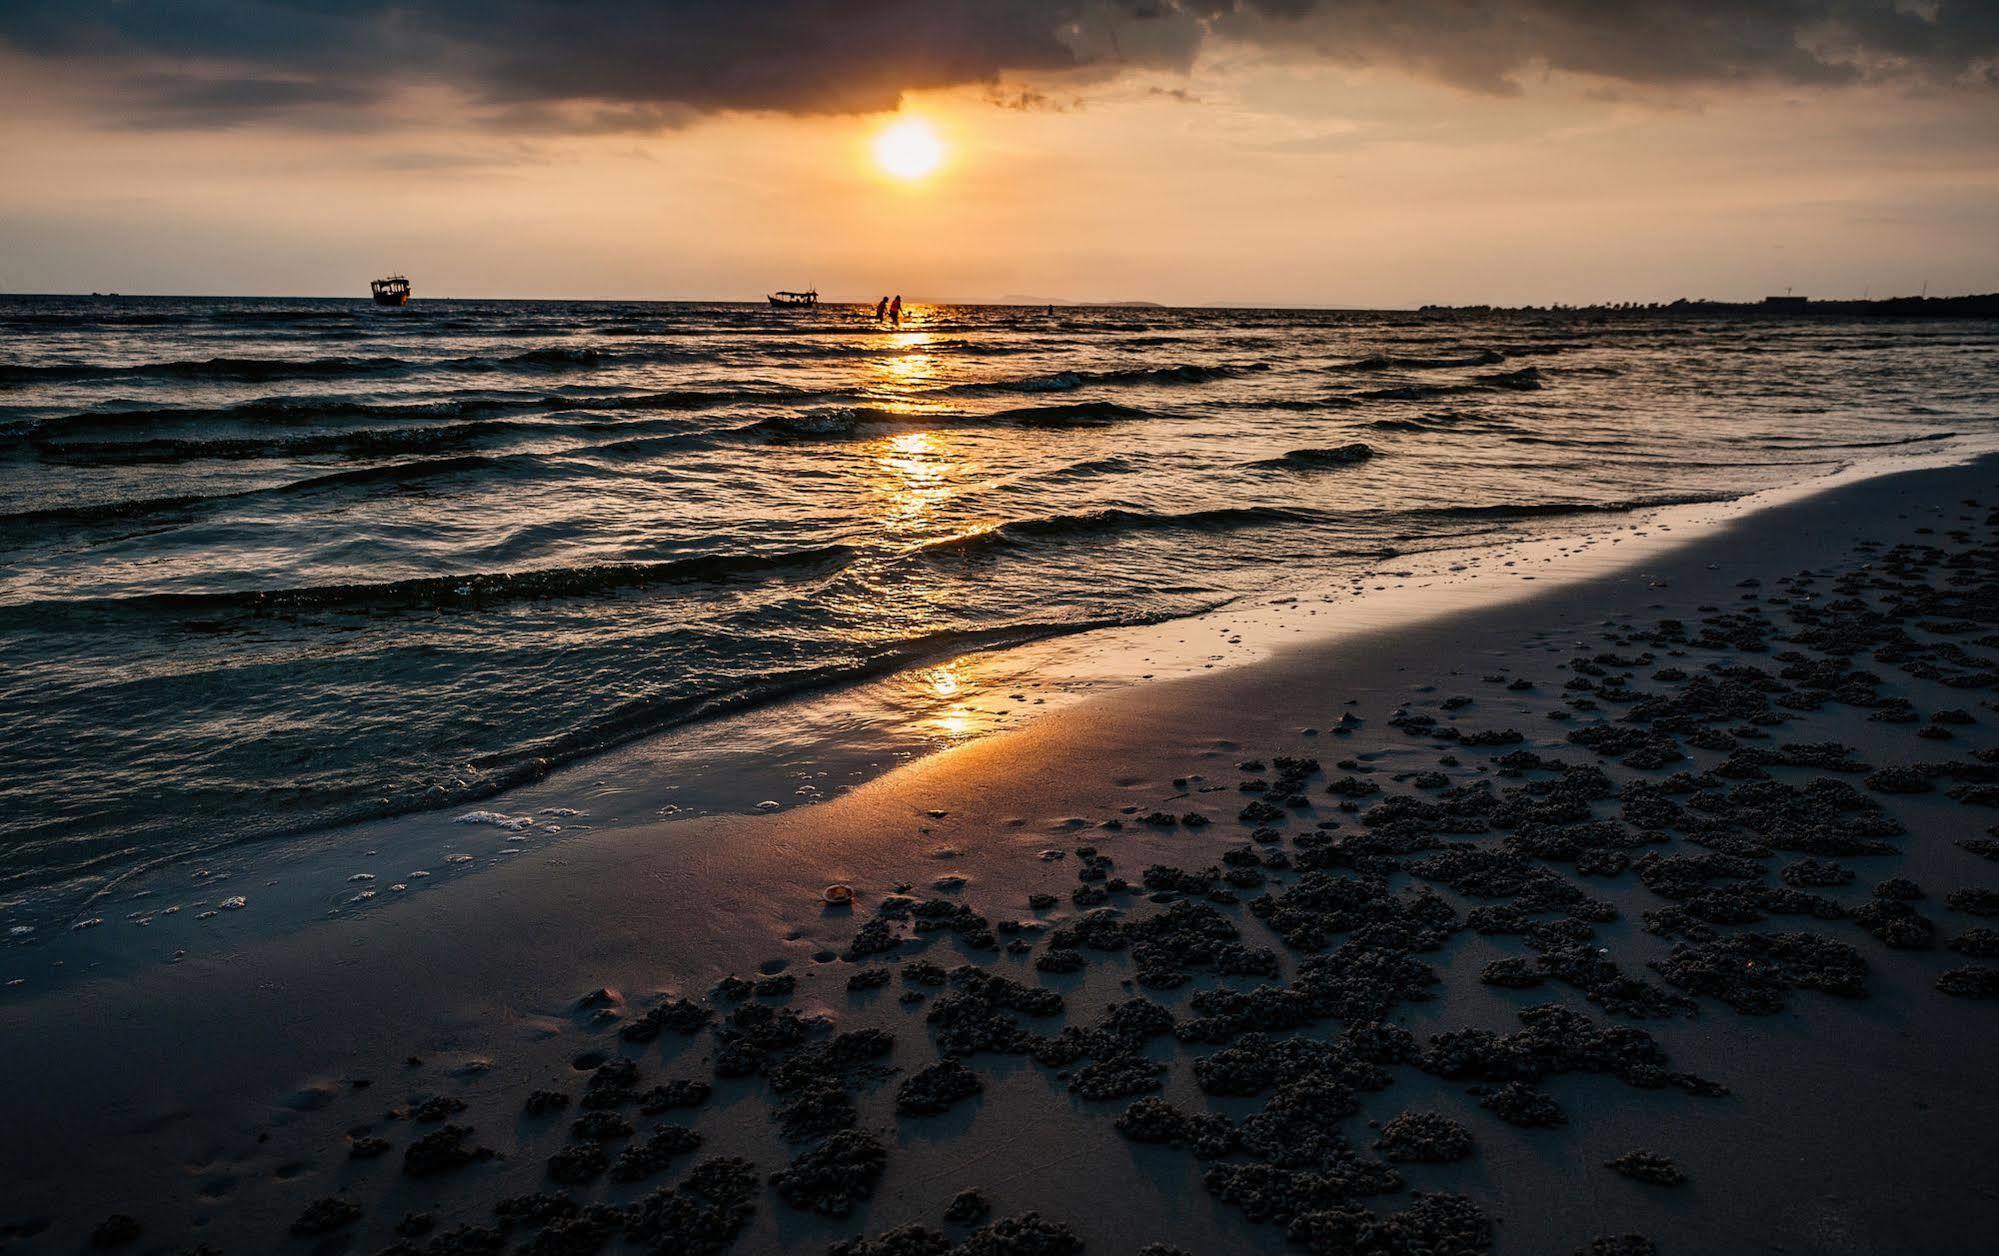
[889,295,902,327]
[874,296,888,321]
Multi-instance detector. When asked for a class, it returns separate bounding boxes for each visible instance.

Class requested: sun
[873,117,944,180]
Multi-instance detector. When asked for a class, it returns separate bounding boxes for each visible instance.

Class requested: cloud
[984,86,1084,112]
[1224,0,1999,94]
[119,74,385,129]
[3,0,1994,132]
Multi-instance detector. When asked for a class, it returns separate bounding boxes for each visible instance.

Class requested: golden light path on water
[852,326,995,743]
[860,327,952,542]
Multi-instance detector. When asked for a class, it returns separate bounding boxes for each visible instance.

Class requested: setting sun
[872,117,944,180]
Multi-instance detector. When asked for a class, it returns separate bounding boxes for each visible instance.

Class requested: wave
[1250,443,1377,471]
[1504,434,1641,449]
[548,387,803,413]
[468,611,1189,779]
[0,489,226,531]
[748,337,1035,361]
[0,305,360,331]
[1,354,411,385]
[1040,454,1137,482]
[1246,396,1358,412]
[3,543,860,620]
[996,400,1152,427]
[1352,366,1543,403]
[738,399,1152,440]
[1400,491,1742,525]
[0,344,737,387]
[24,416,695,464]
[1327,349,1505,372]
[569,429,735,460]
[1365,409,1497,433]
[737,407,906,440]
[0,455,513,531]
[1110,334,1205,349]
[0,312,188,330]
[1776,431,1957,450]
[17,385,800,442]
[19,396,533,441]
[207,307,366,324]
[913,504,1324,561]
[1352,384,1458,403]
[958,361,1269,395]
[16,605,1204,904]
[1494,342,1594,356]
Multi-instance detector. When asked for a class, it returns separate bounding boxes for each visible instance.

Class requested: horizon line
[2,290,1991,309]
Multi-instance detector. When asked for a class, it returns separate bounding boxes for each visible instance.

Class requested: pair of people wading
[873,294,902,326]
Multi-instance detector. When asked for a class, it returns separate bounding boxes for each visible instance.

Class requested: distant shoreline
[4,291,1996,317]
[1419,293,1999,319]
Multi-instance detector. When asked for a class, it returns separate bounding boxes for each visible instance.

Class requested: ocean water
[3,295,1995,909]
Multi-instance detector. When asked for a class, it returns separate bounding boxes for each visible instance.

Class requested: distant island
[1418,292,1999,318]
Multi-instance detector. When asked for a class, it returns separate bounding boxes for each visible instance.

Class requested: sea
[3,295,1995,914]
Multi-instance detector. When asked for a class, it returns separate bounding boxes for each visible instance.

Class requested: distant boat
[371,275,412,306]
[767,289,817,308]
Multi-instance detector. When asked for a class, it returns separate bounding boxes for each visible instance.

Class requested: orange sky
[2,3,1996,305]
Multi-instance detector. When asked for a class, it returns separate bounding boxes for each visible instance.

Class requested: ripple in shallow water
[0,294,1993,896]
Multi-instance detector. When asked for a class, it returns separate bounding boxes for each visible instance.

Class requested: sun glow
[872,117,944,180]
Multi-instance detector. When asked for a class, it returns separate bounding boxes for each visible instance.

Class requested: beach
[8,0,1999,1248]
[4,447,1997,1255]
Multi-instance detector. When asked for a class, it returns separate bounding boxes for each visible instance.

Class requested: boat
[767,289,817,308]
[371,275,412,306]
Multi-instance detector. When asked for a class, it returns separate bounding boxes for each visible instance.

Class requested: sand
[3,451,1997,1255]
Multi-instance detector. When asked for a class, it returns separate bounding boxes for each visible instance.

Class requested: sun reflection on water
[869,329,936,406]
[841,341,1010,745]
[869,429,955,535]
[923,661,977,740]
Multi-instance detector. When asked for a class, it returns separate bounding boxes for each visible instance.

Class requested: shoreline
[0,474,1802,932]
[8,439,1986,952]
[4,447,1998,1253]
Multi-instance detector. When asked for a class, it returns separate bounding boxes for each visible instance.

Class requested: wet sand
[4,452,1998,1255]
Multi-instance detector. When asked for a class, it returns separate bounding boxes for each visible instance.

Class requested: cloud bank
[4,0,1995,129]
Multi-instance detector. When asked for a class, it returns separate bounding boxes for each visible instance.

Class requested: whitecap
[454,810,534,830]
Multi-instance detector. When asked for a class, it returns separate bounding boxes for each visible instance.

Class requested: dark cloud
[119,74,383,129]
[984,87,1084,112]
[1227,0,1999,94]
[3,1,1994,130]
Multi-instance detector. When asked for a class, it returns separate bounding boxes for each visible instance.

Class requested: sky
[2,1,1996,307]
